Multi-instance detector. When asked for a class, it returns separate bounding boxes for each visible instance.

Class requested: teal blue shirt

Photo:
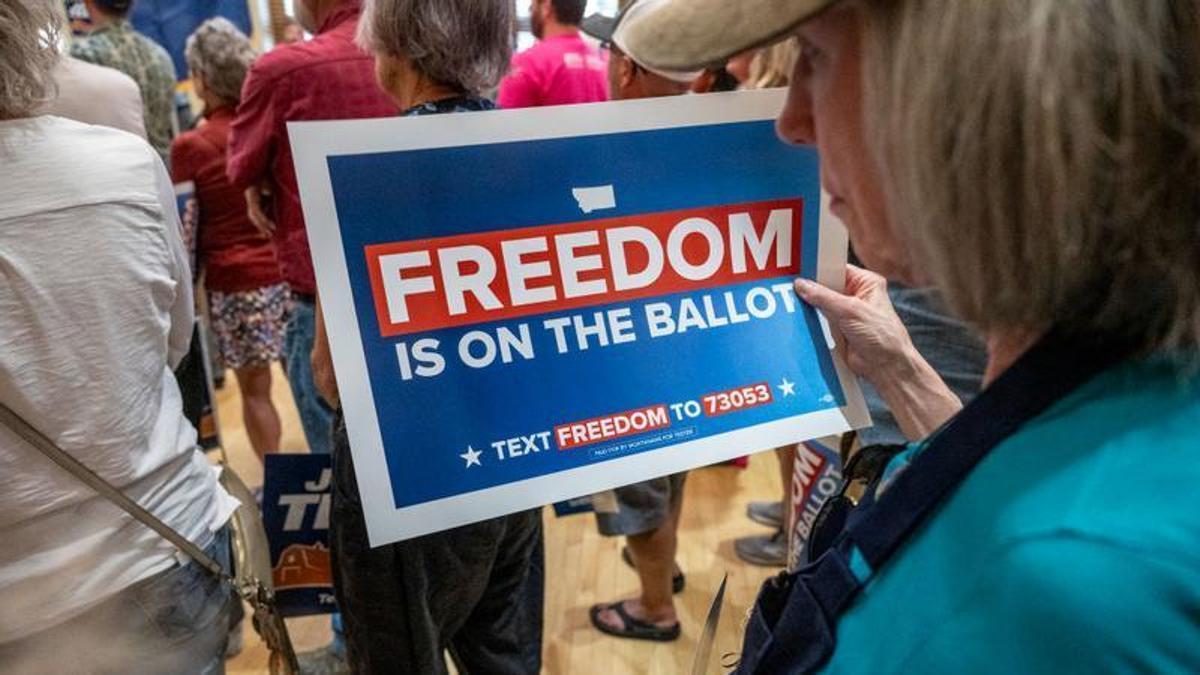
[824,358,1200,673]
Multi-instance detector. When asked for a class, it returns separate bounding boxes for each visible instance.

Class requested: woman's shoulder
[978,357,1200,551]
[836,363,1200,672]
[172,124,222,158]
[887,534,1200,673]
[12,114,152,157]
[0,116,161,220]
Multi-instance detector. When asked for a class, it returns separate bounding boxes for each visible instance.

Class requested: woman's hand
[795,265,963,440]
[794,265,914,378]
[244,185,275,239]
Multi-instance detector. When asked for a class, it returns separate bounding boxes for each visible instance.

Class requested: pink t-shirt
[498,33,609,109]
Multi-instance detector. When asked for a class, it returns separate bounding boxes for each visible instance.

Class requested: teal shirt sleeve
[894,536,1200,673]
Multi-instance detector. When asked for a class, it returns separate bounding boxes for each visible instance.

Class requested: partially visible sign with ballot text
[292,89,869,546]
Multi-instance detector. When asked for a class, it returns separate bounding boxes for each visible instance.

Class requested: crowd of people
[2,0,1199,673]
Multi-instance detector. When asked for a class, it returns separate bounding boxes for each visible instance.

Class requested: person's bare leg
[777,445,795,517]
[596,498,683,630]
[235,365,281,462]
[670,488,684,531]
[665,492,686,575]
[626,525,677,623]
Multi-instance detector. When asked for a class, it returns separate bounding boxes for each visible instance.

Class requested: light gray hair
[357,0,514,94]
[0,0,62,119]
[185,17,256,105]
[862,0,1200,353]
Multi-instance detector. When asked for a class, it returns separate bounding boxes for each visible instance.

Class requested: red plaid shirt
[227,1,395,295]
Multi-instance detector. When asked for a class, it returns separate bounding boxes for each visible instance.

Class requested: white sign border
[291,89,870,546]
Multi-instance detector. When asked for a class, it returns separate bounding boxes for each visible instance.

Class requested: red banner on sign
[365,198,803,337]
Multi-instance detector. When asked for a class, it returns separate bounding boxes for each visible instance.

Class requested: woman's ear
[374,54,411,109]
[374,54,399,94]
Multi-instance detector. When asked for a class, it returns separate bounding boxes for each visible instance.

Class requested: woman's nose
[776,82,816,146]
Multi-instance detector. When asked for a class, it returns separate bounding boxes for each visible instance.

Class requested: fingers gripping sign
[795,264,965,441]
[794,265,915,376]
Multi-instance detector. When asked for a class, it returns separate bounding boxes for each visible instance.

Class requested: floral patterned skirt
[207,282,290,370]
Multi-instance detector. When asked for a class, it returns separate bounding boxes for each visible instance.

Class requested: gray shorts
[594,472,688,537]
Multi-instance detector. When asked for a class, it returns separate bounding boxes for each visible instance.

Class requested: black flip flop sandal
[589,601,682,642]
[621,545,686,594]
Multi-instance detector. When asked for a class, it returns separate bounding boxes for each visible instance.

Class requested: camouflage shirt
[71,20,177,164]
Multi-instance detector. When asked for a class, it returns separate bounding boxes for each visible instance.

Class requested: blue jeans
[282,297,346,654]
[284,298,335,457]
[0,527,238,674]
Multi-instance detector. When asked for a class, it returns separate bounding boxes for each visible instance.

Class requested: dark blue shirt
[401,96,495,117]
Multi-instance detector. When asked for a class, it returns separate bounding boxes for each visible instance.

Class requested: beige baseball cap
[581,0,705,84]
[619,0,841,71]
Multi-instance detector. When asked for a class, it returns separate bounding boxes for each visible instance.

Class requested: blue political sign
[292,90,868,546]
[173,180,197,274]
[261,454,336,617]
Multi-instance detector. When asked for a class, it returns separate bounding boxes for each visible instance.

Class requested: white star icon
[460,445,482,469]
[778,378,797,397]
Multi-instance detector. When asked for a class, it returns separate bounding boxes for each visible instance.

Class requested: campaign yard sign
[291,89,869,546]
[261,454,337,616]
[787,436,845,571]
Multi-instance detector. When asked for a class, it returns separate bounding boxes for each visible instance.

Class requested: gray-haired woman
[171,18,288,464]
[623,0,1200,672]
[309,1,543,673]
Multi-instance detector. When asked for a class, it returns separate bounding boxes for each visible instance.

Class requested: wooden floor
[222,364,785,675]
